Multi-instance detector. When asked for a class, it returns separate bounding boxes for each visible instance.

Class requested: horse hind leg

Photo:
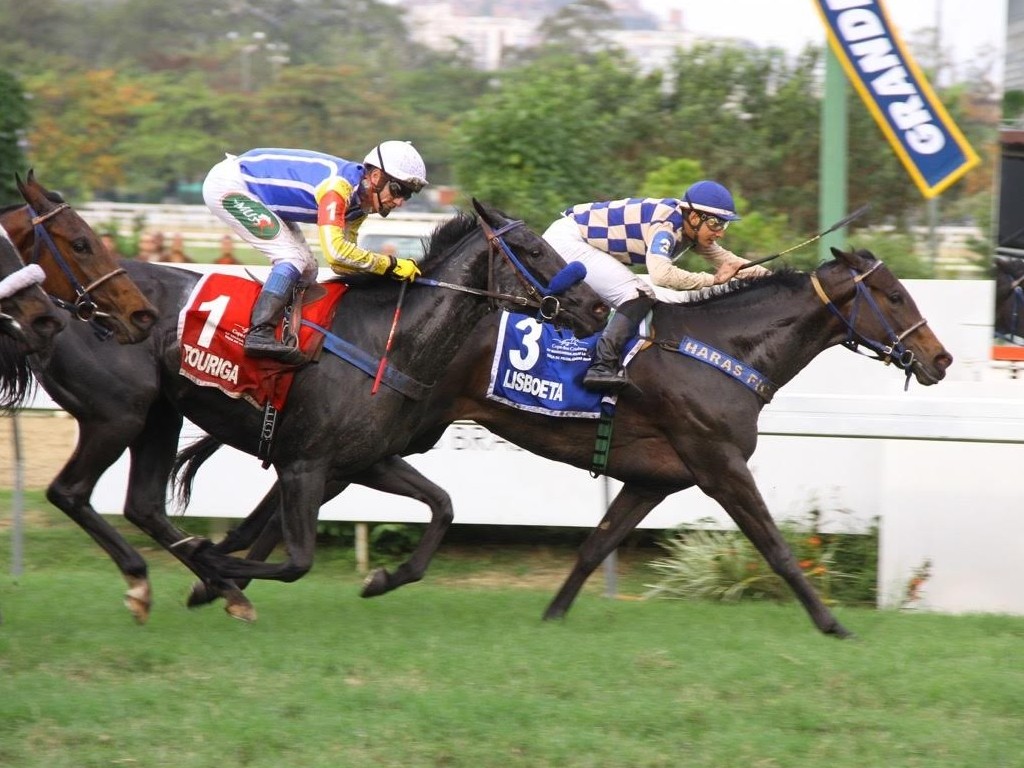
[544,483,667,621]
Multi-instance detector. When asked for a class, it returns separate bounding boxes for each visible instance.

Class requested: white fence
[17,276,1024,615]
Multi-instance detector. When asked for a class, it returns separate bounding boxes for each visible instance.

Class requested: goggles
[386,177,423,201]
[695,212,729,232]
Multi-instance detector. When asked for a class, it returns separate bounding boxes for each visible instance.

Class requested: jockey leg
[244,262,307,366]
[582,294,656,392]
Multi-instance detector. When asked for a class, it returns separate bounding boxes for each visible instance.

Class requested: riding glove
[389,257,422,282]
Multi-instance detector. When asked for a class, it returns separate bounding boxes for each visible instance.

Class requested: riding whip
[372,281,408,395]
[739,204,871,271]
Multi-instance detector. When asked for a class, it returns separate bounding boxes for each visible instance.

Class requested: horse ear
[472,197,502,228]
[15,170,26,195]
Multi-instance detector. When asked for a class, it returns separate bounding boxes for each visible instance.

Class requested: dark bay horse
[994,254,1024,342]
[181,247,952,638]
[7,199,606,622]
[0,228,65,408]
[0,171,158,343]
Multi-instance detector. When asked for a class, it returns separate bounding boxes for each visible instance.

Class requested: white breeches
[542,216,656,308]
[202,154,319,283]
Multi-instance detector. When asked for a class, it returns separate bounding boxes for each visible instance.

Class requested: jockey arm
[315,178,394,277]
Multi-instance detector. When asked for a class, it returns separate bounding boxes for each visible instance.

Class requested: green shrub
[645,511,878,606]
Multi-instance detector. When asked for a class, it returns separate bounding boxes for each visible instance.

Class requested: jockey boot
[582,295,656,393]
[244,263,307,366]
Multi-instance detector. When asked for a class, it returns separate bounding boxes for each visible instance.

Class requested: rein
[27,202,126,332]
[416,218,567,322]
[810,260,928,389]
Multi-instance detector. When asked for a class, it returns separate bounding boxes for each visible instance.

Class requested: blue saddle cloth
[487,312,607,418]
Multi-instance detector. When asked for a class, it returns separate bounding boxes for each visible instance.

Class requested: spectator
[136,232,160,262]
[162,233,194,263]
[150,230,168,261]
[214,234,241,265]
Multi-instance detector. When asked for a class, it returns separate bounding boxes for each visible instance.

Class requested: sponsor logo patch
[222,194,281,239]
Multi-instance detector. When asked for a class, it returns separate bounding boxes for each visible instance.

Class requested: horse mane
[995,255,1024,279]
[668,266,806,308]
[418,211,479,273]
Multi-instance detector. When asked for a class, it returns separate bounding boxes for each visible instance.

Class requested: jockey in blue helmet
[543,179,770,392]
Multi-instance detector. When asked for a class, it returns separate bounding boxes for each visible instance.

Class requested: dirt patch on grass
[0,411,77,491]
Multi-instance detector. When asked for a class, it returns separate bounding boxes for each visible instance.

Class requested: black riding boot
[582,295,656,392]
[244,287,307,366]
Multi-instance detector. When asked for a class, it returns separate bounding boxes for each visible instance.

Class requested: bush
[644,511,878,606]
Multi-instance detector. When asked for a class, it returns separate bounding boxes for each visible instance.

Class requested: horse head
[1,170,158,344]
[416,200,607,338]
[815,247,952,386]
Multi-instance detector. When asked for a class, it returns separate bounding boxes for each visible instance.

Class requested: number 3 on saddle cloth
[177,273,348,411]
[487,311,646,418]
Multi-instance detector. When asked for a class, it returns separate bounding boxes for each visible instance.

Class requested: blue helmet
[683,180,740,221]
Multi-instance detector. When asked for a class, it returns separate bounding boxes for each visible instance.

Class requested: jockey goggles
[695,212,730,232]
[386,177,422,201]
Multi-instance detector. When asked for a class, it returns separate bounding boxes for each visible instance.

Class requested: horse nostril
[937,353,953,371]
[132,309,158,331]
[34,314,66,339]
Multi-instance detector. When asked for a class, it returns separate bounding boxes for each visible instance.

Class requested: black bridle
[26,202,127,328]
[417,218,578,322]
[811,259,929,388]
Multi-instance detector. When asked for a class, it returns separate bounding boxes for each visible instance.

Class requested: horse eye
[888,291,904,304]
[72,239,90,254]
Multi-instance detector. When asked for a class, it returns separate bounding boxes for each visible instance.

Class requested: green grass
[2,498,1024,767]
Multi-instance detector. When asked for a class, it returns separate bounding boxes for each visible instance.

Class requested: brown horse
[179,247,952,638]
[0,171,158,343]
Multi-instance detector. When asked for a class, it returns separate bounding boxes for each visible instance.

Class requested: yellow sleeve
[314,177,393,276]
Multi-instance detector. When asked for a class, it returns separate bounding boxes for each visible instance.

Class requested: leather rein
[416,218,568,322]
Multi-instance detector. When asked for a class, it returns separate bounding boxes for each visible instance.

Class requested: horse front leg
[697,454,852,639]
[357,456,454,598]
[544,483,667,621]
[121,403,256,622]
[44,419,154,623]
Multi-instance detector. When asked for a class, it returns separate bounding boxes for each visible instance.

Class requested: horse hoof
[360,569,390,598]
[225,600,257,623]
[123,578,152,624]
[186,581,219,608]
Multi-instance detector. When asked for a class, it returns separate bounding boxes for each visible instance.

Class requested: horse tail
[172,434,224,509]
[0,337,37,413]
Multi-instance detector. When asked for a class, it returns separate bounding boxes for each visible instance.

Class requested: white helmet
[363,140,428,193]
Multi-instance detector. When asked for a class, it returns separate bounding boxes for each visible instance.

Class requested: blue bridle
[810,260,928,389]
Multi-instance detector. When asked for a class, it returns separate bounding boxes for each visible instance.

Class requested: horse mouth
[913,352,953,386]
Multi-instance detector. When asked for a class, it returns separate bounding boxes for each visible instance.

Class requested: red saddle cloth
[177,273,347,410]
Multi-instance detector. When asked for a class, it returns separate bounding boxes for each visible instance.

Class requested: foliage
[451,51,661,228]
[0,0,999,272]
[0,69,28,200]
[645,510,879,606]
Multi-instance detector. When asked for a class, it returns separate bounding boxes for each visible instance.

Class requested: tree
[0,69,29,200]
[452,52,661,227]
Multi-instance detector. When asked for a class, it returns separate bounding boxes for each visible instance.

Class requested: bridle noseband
[27,202,127,329]
[810,259,929,388]
[418,217,577,322]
